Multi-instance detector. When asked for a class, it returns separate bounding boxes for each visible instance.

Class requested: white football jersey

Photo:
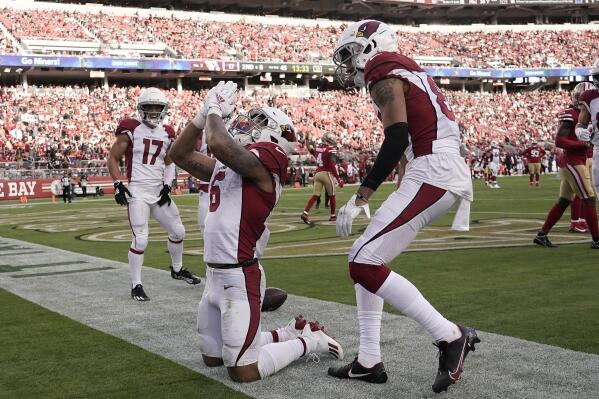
[115,118,176,186]
[203,142,288,264]
[580,88,599,147]
[490,148,501,164]
[364,52,462,160]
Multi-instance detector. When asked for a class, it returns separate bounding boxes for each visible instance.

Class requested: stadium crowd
[1,84,570,176]
[0,7,597,67]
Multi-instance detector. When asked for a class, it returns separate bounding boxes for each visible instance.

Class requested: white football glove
[336,194,371,237]
[192,81,238,128]
[206,81,238,118]
[575,126,591,142]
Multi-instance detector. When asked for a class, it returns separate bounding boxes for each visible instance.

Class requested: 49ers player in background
[170,81,343,383]
[522,141,546,187]
[534,82,599,249]
[329,21,480,393]
[573,59,599,248]
[301,132,343,224]
[107,88,200,302]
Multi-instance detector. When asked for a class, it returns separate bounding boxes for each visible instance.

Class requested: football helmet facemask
[333,20,398,89]
[228,107,296,154]
[137,87,168,127]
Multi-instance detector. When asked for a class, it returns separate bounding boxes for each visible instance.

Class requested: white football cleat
[301,321,344,360]
[280,315,307,341]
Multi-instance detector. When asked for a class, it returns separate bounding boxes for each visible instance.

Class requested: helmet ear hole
[364,44,372,54]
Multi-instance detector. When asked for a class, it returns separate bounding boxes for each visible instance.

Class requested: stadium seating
[0,6,597,67]
[1,85,568,168]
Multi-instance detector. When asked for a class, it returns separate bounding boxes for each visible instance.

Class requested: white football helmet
[591,58,599,87]
[137,87,168,127]
[333,20,398,89]
[572,81,595,106]
[228,107,296,154]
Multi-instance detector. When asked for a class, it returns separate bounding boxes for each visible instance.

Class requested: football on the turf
[261,287,287,312]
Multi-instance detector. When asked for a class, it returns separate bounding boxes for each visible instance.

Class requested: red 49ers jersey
[555,107,586,165]
[364,52,461,159]
[314,144,337,173]
[580,89,599,147]
[115,118,175,185]
[522,146,546,164]
[203,142,288,264]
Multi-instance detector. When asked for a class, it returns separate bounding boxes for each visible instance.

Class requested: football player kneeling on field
[170,81,344,382]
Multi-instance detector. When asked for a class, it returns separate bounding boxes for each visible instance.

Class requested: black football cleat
[591,240,599,249]
[328,356,388,384]
[533,233,557,248]
[170,266,201,285]
[432,325,480,393]
[131,284,150,301]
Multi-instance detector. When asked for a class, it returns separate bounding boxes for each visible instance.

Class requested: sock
[257,338,305,379]
[128,248,144,287]
[261,331,275,346]
[355,284,384,368]
[304,195,319,213]
[584,201,599,240]
[376,272,461,343]
[492,176,497,183]
[167,238,183,272]
[329,195,336,215]
[571,197,582,222]
[541,203,567,234]
[535,173,540,183]
[529,174,533,183]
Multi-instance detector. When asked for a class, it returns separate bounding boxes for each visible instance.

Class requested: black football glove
[113,181,132,206]
[157,184,172,207]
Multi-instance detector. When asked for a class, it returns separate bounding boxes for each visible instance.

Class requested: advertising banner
[0,55,81,68]
[82,57,172,70]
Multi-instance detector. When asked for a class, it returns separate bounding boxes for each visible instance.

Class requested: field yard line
[0,236,598,399]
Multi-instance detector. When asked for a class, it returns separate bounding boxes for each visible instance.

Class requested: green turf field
[1,175,598,398]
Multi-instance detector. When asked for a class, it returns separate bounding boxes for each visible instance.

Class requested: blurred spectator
[0,7,596,67]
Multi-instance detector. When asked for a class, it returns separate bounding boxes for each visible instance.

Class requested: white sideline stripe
[0,237,598,399]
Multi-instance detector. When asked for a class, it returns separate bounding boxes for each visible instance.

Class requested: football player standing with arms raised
[107,88,201,301]
[328,20,480,393]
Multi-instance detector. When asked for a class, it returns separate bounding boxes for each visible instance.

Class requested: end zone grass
[1,175,598,398]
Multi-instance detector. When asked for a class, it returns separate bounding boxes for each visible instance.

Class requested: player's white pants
[488,162,499,177]
[127,197,185,252]
[349,179,458,265]
[198,190,210,233]
[197,263,266,367]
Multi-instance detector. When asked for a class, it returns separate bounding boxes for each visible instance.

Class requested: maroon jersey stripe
[351,183,447,262]
[235,263,262,366]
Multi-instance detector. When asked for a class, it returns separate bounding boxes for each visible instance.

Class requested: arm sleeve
[555,135,588,150]
[361,122,410,191]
